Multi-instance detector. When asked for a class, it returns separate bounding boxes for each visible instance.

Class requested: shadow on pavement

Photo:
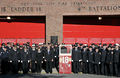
[0,73,65,78]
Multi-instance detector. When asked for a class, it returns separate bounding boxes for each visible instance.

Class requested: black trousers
[54,58,59,72]
[109,63,113,75]
[11,61,18,74]
[94,64,100,75]
[31,61,36,73]
[101,62,108,75]
[1,59,9,74]
[89,62,94,74]
[22,61,29,74]
[101,62,105,75]
[78,62,82,72]
[83,62,88,73]
[114,63,119,76]
[52,59,55,68]
[18,61,22,71]
[46,61,52,73]
[36,60,42,73]
[73,61,79,73]
[0,60,1,72]
[104,63,111,75]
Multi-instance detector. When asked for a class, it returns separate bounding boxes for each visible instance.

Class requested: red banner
[76,38,88,44]
[17,39,31,44]
[102,38,114,44]
[2,39,16,43]
[63,38,75,44]
[89,38,102,44]
[32,39,45,44]
[115,38,120,44]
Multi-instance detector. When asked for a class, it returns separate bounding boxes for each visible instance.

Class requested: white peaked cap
[116,43,119,46]
[32,44,35,47]
[84,44,87,46]
[39,43,43,45]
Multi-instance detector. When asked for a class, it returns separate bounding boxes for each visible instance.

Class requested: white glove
[87,60,88,62]
[43,57,45,58]
[28,60,30,63]
[21,61,23,63]
[71,60,73,62]
[41,61,43,63]
[18,60,20,62]
[99,62,101,64]
[51,59,53,62]
[10,60,12,63]
[79,59,82,62]
[55,56,56,58]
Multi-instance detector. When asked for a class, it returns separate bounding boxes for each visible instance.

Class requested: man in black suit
[113,45,120,76]
[101,44,107,75]
[36,47,43,73]
[109,46,114,76]
[54,44,59,72]
[88,46,94,74]
[94,47,101,75]
[77,44,83,73]
[30,44,37,73]
[9,45,18,74]
[82,46,88,73]
[6,42,13,72]
[1,47,9,74]
[17,45,23,72]
[106,46,114,76]
[72,45,81,73]
[21,46,30,74]
[44,45,54,73]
